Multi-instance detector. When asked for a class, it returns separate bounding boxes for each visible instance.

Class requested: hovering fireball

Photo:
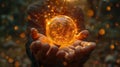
[46,15,77,47]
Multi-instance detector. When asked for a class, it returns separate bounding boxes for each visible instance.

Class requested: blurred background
[0,0,120,67]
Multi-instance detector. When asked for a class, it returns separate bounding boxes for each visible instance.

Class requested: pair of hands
[30,28,96,67]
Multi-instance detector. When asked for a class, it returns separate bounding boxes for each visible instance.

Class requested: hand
[30,28,96,67]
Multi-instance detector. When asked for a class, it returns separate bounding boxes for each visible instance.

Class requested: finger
[74,42,95,61]
[68,45,75,50]
[75,46,83,55]
[56,47,70,60]
[74,46,84,60]
[43,45,59,63]
[56,50,66,59]
[66,48,75,61]
[31,28,40,40]
[30,40,41,54]
[81,41,96,54]
[72,40,81,47]
[46,45,58,57]
[76,30,89,40]
[78,42,95,64]
[71,40,82,55]
[62,47,75,62]
[36,43,50,60]
[41,44,50,56]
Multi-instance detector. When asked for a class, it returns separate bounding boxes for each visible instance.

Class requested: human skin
[30,28,96,67]
[26,1,96,67]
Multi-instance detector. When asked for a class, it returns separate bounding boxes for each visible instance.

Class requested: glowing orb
[46,15,77,47]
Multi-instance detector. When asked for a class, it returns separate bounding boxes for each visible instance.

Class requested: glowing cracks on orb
[46,15,77,47]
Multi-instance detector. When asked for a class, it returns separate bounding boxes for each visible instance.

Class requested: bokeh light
[106,6,111,11]
[0,0,120,67]
[99,28,105,36]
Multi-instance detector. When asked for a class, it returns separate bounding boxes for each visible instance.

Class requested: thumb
[31,28,40,40]
[76,30,89,40]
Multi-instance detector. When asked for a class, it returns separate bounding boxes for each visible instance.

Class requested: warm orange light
[87,9,94,17]
[14,61,20,67]
[99,28,105,35]
[46,15,77,47]
[106,6,111,11]
[20,33,26,38]
[14,26,19,31]
[110,44,115,50]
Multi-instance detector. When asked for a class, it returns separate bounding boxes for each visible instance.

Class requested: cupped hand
[30,28,96,67]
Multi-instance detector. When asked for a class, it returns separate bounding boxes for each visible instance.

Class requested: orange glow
[27,15,31,20]
[14,26,19,31]
[87,9,94,17]
[99,28,105,35]
[20,33,25,38]
[14,61,20,67]
[110,44,115,50]
[8,58,14,63]
[106,6,111,11]
[46,15,77,47]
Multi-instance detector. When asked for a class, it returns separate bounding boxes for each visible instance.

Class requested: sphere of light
[46,15,77,47]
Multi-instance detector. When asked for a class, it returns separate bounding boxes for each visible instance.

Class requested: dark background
[0,0,120,67]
